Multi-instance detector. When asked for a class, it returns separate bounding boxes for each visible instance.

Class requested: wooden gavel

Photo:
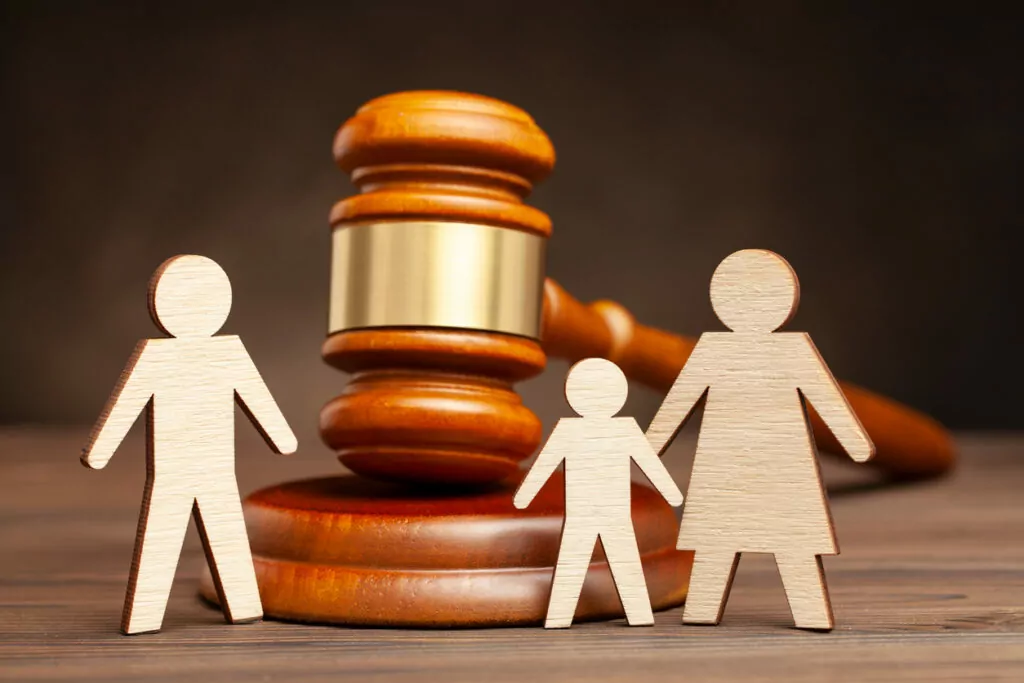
[202,90,955,628]
[321,90,955,487]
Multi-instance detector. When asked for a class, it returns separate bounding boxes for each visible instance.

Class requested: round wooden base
[200,473,692,627]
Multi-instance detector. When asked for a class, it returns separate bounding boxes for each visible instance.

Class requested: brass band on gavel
[329,220,547,339]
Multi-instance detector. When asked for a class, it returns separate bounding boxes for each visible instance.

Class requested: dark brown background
[2,2,1021,453]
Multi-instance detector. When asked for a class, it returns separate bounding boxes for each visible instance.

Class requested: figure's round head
[565,358,628,418]
[710,249,800,332]
[148,255,232,338]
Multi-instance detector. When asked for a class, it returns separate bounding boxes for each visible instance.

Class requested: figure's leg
[683,551,740,625]
[600,529,654,626]
[545,526,597,628]
[121,484,193,634]
[193,487,262,624]
[775,554,834,630]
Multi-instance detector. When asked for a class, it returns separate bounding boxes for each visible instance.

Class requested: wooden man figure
[514,358,684,628]
[646,249,875,631]
[81,255,297,634]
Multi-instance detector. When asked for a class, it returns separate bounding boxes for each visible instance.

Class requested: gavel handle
[540,279,955,479]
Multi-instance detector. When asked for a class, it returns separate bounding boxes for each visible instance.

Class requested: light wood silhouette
[646,249,875,631]
[81,255,297,635]
[514,358,684,628]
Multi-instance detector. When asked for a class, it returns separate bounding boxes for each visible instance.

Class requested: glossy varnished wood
[1,428,1021,681]
[198,473,690,627]
[332,90,556,238]
[320,328,547,485]
[324,91,556,485]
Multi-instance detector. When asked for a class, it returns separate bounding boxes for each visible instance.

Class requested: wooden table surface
[1,427,1022,682]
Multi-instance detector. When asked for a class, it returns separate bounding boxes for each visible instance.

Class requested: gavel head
[321,91,557,487]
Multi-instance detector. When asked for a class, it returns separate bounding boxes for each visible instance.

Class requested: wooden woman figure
[646,249,875,630]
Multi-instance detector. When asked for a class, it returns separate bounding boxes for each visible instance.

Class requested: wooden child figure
[646,249,875,631]
[81,255,298,634]
[514,358,684,628]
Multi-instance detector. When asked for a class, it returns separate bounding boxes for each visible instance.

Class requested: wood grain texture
[647,250,874,631]
[514,359,684,628]
[80,255,297,635]
[332,90,555,238]
[2,428,1022,682]
[320,329,547,485]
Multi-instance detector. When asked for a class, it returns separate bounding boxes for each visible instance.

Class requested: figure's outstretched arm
[513,421,569,510]
[798,335,875,463]
[82,341,153,469]
[232,338,298,455]
[646,336,710,456]
[630,424,684,507]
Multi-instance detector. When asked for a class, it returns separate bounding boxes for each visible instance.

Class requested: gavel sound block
[201,91,954,627]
